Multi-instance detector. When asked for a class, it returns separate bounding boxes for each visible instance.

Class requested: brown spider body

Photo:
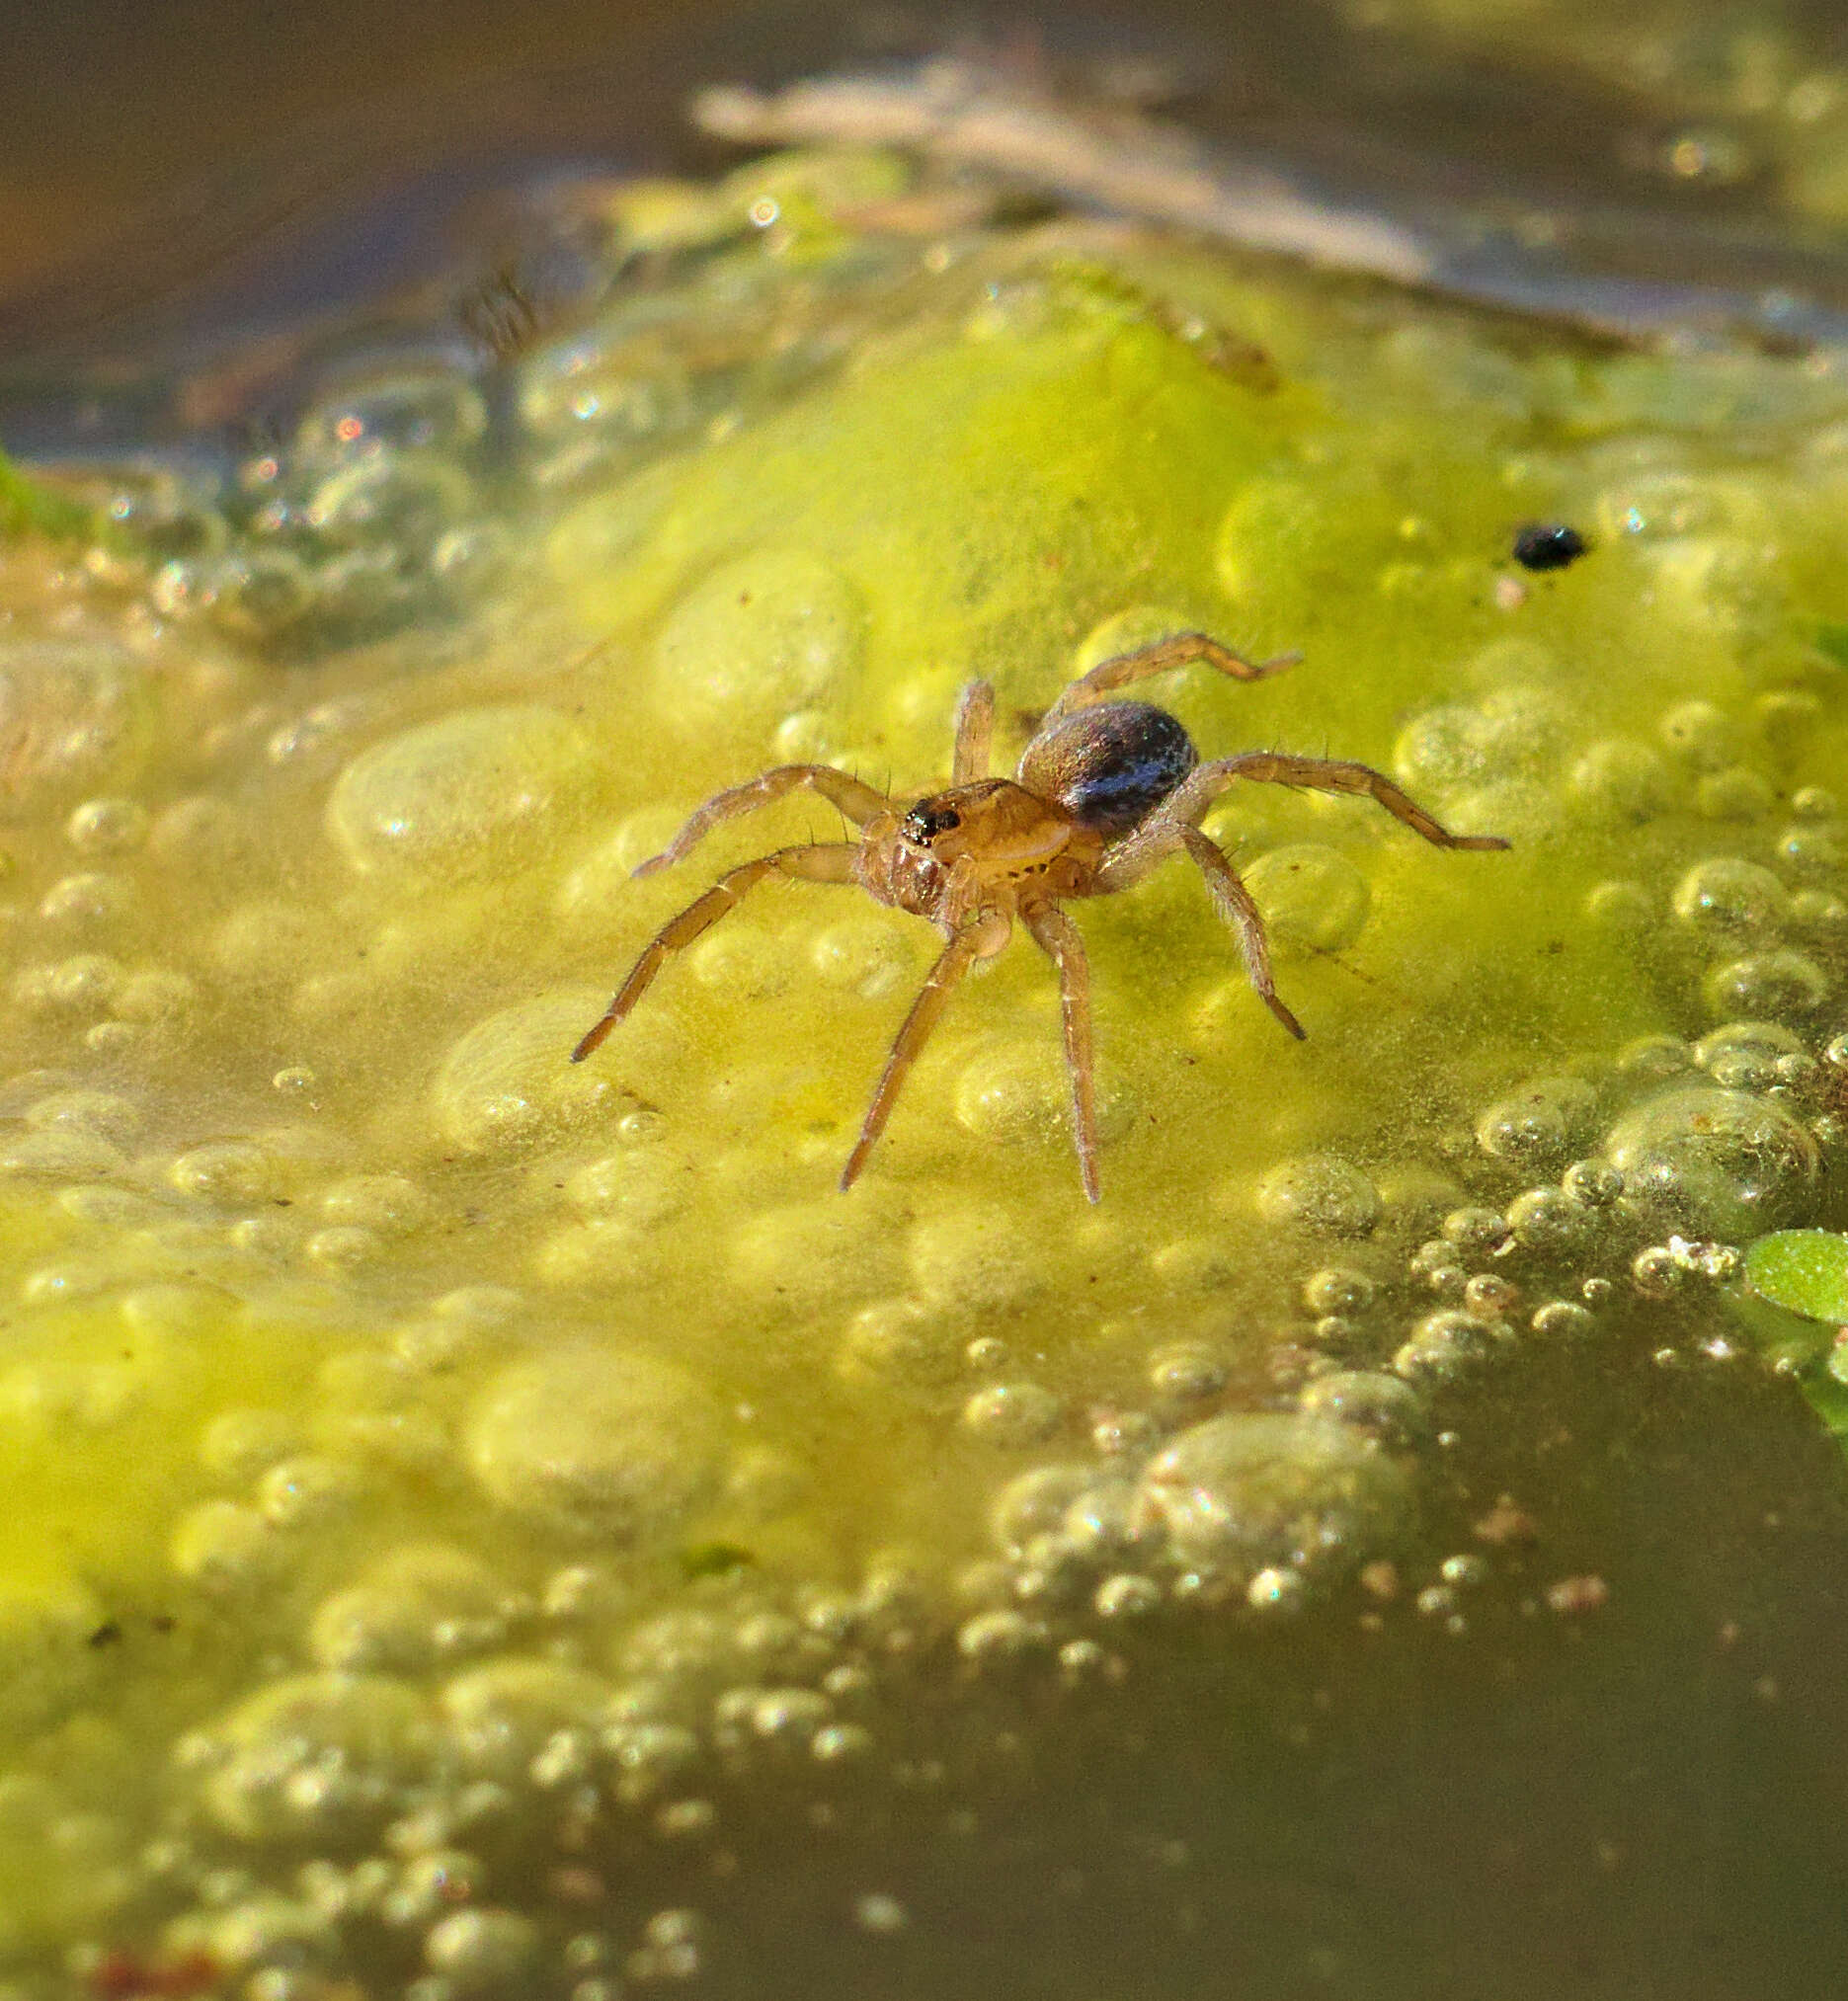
[573,632,1508,1202]
[856,777,1107,927]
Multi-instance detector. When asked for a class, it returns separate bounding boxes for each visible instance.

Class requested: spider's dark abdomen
[1017,700,1198,838]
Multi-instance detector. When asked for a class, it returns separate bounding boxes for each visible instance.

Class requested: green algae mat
[0,147,1845,2000]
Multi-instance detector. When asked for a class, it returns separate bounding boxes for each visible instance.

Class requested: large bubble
[465,1345,724,1541]
[1603,1085,1819,1237]
[1135,1412,1413,1579]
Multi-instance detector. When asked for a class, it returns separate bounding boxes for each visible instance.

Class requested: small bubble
[957,1609,1045,1662]
[1395,1311,1501,1381]
[1441,1207,1511,1254]
[1631,1246,1683,1298]
[854,1892,909,1935]
[962,1382,1063,1446]
[1299,1371,1425,1446]
[1506,1186,1591,1255]
[1463,1273,1520,1315]
[1476,1076,1597,1167]
[1563,1160,1623,1206]
[1672,857,1790,936]
[1303,1266,1374,1316]
[1531,1301,1596,1338]
[1657,701,1731,771]
[1703,951,1828,1022]
[1147,1342,1227,1402]
[1246,1567,1305,1613]
[1251,1155,1381,1236]
[1095,1573,1163,1619]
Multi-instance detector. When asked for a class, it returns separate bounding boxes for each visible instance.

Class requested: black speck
[1513,522,1588,572]
[87,1621,124,1648]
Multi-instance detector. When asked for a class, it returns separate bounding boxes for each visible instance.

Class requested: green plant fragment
[1743,1229,1848,1322]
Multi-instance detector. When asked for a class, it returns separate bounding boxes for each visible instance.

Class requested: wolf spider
[573,633,1509,1201]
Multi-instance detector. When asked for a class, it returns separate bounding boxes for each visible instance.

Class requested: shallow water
[2,9,1848,2000]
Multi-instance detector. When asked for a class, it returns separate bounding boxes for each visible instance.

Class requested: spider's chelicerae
[573,633,1509,1201]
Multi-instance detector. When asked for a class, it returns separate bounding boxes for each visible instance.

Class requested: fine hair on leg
[1176,824,1305,1039]
[573,842,859,1062]
[1023,903,1102,1202]
[842,912,1009,1190]
[634,766,891,879]
[1166,752,1510,849]
[952,680,996,785]
[1043,632,1300,725]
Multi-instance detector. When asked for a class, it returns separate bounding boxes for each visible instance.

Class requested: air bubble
[655,550,862,725]
[465,1346,723,1540]
[1604,1085,1818,1235]
[1475,1075,1597,1166]
[1568,739,1674,823]
[434,990,627,1153]
[1671,857,1790,936]
[201,1672,430,1843]
[1298,1371,1426,1445]
[1251,1156,1382,1237]
[1243,844,1371,953]
[1394,1310,1502,1380]
[1506,1185,1591,1254]
[328,707,596,881]
[1702,951,1828,1021]
[1656,700,1732,770]
[961,1382,1064,1446]
[1135,1411,1412,1575]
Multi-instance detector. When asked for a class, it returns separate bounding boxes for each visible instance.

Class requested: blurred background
[10,0,1848,372]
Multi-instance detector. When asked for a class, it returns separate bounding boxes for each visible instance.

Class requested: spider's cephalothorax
[573,631,1509,1202]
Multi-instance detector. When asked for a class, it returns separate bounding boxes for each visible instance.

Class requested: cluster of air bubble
[32,1543,960,2000]
[67,148,969,659]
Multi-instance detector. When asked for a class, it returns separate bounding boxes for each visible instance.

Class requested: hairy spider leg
[1165,752,1512,850]
[1176,825,1306,1040]
[951,680,996,784]
[841,910,1011,1191]
[1042,631,1301,725]
[1023,903,1102,1202]
[572,842,859,1063]
[1092,819,1305,1041]
[632,765,890,879]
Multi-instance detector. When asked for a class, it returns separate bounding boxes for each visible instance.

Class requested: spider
[572,633,1509,1201]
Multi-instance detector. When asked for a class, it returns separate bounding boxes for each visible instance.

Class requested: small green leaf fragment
[679,1540,756,1580]
[1743,1229,1848,1323]
[0,440,93,541]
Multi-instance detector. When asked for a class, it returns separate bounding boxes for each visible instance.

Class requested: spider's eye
[902,801,961,845]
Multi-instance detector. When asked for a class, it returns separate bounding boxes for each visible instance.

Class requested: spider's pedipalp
[1043,631,1299,725]
[633,764,890,879]
[1023,903,1101,1203]
[841,909,1010,1191]
[573,841,858,1063]
[1168,752,1510,850]
[951,680,996,785]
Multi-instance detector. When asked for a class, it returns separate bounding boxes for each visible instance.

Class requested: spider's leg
[1166,753,1510,850]
[1091,815,1184,895]
[636,767,890,878]
[1043,632,1300,725]
[1023,904,1102,1203]
[573,842,857,1062]
[952,680,996,784]
[841,911,1010,1191]
[1175,825,1305,1041]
